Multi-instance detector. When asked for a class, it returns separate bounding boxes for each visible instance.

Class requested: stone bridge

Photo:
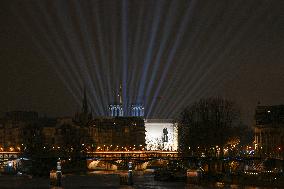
[86,151,179,170]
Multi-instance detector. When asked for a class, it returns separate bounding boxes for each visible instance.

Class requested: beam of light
[169,20,266,117]
[39,1,97,113]
[132,2,158,108]
[164,3,269,118]
[10,1,273,118]
[91,1,113,113]
[33,2,85,100]
[163,42,237,117]
[25,3,84,106]
[108,2,120,104]
[178,59,242,117]
[35,1,100,113]
[126,1,152,115]
[144,0,195,116]
[154,0,234,116]
[147,0,196,117]
[142,0,178,111]
[194,53,243,98]
[152,0,226,115]
[11,5,82,108]
[137,0,163,103]
[128,3,145,110]
[71,0,108,114]
[122,0,128,115]
[66,1,105,114]
[47,1,101,113]
[80,1,109,114]
[155,0,239,116]
[59,0,115,115]
[159,0,266,117]
[165,51,244,118]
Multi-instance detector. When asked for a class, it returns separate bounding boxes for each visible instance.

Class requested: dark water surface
[0,171,280,189]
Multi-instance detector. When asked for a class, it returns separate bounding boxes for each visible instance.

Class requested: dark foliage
[177,97,243,156]
[22,121,95,175]
[58,124,94,172]
[22,122,56,176]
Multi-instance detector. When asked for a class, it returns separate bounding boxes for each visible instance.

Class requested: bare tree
[178,97,241,157]
[58,124,94,172]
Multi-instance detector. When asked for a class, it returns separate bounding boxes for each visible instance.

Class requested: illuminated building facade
[109,104,124,117]
[0,111,39,148]
[88,117,145,148]
[131,104,144,117]
[254,105,284,159]
[0,93,178,153]
[0,112,89,150]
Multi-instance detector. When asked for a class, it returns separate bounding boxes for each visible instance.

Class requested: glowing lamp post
[127,162,133,185]
[56,158,62,187]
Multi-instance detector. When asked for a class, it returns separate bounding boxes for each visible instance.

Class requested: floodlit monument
[145,119,178,151]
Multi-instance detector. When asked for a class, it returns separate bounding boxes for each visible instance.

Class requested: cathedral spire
[119,84,123,104]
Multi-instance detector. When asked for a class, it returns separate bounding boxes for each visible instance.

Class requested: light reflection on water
[86,171,278,189]
[0,171,277,189]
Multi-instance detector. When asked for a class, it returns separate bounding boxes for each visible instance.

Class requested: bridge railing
[0,152,20,160]
[86,150,179,160]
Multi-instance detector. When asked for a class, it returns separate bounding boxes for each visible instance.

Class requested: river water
[0,171,280,189]
[66,171,277,189]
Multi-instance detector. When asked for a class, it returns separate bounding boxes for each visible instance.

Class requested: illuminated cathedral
[109,85,144,117]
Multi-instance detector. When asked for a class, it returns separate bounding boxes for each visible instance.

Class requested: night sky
[0,0,283,124]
